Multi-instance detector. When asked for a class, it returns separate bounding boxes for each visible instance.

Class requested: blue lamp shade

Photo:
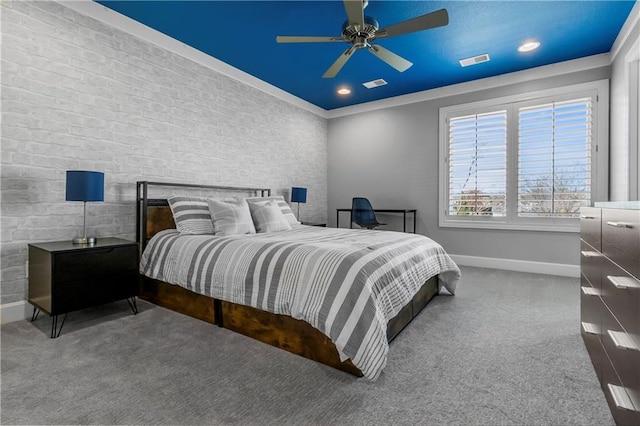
[66,171,104,202]
[291,187,307,204]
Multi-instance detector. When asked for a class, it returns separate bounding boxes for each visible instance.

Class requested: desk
[336,209,417,233]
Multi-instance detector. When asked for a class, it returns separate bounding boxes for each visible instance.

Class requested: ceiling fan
[276,0,449,78]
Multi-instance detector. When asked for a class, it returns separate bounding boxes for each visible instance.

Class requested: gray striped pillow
[207,198,256,236]
[248,200,292,233]
[167,196,214,235]
[245,195,300,226]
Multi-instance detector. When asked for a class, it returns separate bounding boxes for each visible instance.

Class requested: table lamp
[291,187,307,222]
[66,170,104,244]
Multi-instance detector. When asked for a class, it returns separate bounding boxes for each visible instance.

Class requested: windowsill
[439,219,580,233]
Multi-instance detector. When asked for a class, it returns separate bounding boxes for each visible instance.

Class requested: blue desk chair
[351,197,386,229]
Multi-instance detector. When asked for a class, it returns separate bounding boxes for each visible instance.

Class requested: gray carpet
[1,266,614,425]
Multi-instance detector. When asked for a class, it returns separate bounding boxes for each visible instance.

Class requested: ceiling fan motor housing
[342,16,379,48]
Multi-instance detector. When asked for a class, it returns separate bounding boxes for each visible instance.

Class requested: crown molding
[610,0,640,62]
[325,53,611,118]
[59,0,328,118]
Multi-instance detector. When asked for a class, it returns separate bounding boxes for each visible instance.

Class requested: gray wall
[0,1,327,304]
[328,67,610,265]
[610,11,640,201]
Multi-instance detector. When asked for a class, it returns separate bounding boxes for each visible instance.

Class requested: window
[448,110,507,217]
[439,80,608,232]
[517,98,592,218]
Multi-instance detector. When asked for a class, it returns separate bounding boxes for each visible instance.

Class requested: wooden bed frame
[136,181,439,376]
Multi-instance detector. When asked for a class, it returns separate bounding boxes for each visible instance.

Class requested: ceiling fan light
[518,41,540,53]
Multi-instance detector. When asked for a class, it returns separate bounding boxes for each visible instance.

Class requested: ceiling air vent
[363,79,388,89]
[459,54,490,67]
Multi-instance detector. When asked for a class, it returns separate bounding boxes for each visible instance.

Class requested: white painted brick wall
[1,1,328,304]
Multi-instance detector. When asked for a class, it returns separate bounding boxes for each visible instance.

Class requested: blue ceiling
[97,1,635,111]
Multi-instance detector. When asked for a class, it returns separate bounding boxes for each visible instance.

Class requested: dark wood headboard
[136,181,271,252]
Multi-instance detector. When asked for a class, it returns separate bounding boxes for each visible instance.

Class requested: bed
[136,181,460,379]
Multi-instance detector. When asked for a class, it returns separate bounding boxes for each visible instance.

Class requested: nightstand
[28,238,139,338]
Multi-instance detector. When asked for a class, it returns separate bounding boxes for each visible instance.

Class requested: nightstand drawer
[54,245,137,282]
[301,222,327,227]
[53,246,138,314]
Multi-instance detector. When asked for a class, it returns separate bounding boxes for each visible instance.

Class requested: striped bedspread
[140,226,460,379]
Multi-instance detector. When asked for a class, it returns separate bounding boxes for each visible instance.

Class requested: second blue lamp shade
[291,187,307,222]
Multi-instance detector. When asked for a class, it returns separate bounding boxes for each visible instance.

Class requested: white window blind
[517,98,592,218]
[448,110,507,216]
[440,80,607,232]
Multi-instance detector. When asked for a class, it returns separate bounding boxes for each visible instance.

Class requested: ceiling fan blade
[368,44,413,72]
[343,0,365,30]
[323,46,357,78]
[276,36,343,43]
[377,8,449,38]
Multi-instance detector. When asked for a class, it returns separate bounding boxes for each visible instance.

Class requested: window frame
[439,80,609,232]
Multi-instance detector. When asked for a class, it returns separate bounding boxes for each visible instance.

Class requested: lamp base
[72,236,96,245]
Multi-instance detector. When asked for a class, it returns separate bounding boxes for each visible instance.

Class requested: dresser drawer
[602,209,640,279]
[581,239,602,290]
[580,282,603,326]
[581,207,602,251]
[582,328,604,382]
[602,305,640,396]
[602,349,640,425]
[601,260,640,340]
[581,288,605,381]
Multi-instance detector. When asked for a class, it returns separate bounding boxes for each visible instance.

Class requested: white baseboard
[0,301,30,324]
[450,254,580,278]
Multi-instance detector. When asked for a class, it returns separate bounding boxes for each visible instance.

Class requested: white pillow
[167,196,214,235]
[245,195,300,226]
[249,200,292,233]
[207,198,256,236]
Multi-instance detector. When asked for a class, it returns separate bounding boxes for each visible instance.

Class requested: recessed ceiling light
[337,87,351,95]
[518,41,540,53]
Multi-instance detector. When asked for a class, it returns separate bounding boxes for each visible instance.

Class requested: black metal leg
[403,212,407,232]
[50,313,67,339]
[413,212,416,234]
[126,297,138,315]
[31,306,40,322]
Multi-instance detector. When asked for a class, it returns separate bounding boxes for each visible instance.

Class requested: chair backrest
[352,197,377,226]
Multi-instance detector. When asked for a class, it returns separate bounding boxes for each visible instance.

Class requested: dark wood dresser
[580,202,640,425]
